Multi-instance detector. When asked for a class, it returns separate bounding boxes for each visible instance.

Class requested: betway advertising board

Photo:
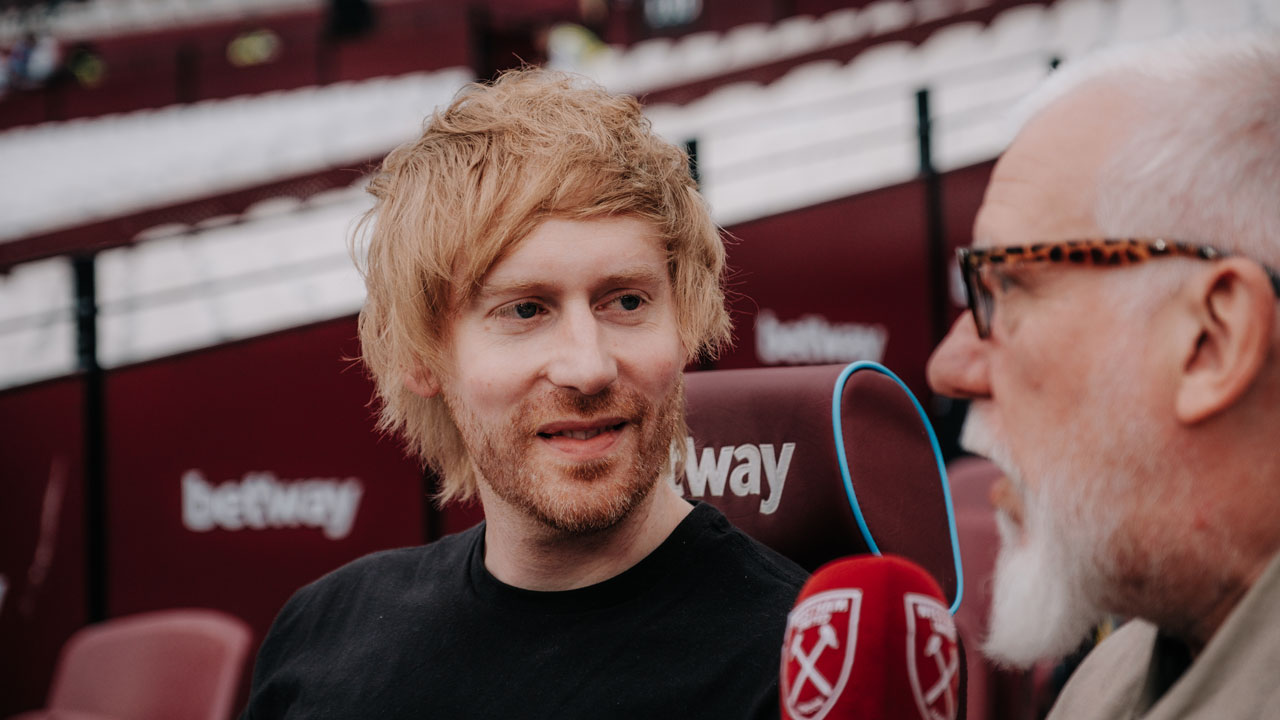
[719,180,934,395]
[0,377,87,716]
[717,164,993,398]
[101,317,425,660]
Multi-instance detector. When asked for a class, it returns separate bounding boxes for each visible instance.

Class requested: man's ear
[1176,258,1276,424]
[404,365,441,399]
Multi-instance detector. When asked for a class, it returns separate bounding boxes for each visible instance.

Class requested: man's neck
[1137,433,1280,655]
[1173,557,1268,657]
[480,483,694,592]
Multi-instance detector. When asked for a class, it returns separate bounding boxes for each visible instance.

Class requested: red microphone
[780,555,963,720]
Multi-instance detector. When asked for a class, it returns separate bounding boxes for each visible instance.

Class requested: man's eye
[990,268,1020,293]
[617,294,642,311]
[495,301,544,320]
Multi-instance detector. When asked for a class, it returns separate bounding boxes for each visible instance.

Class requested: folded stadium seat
[723,22,782,69]
[96,233,204,312]
[97,251,217,367]
[841,40,917,91]
[1046,0,1109,58]
[713,76,834,162]
[773,14,823,56]
[667,31,724,84]
[821,7,869,45]
[860,0,914,35]
[120,0,177,30]
[63,0,123,36]
[771,59,846,103]
[580,46,627,89]
[1265,0,1280,24]
[9,608,253,720]
[681,363,963,610]
[984,4,1051,60]
[1179,0,1251,30]
[243,196,305,221]
[0,258,77,386]
[1111,0,1177,44]
[915,20,984,79]
[618,36,677,91]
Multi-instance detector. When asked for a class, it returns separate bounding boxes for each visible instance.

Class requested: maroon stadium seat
[682,362,962,609]
[10,608,252,720]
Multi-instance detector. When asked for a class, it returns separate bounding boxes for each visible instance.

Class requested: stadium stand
[0,0,471,126]
[1,0,1056,129]
[0,67,470,243]
[4,0,1278,390]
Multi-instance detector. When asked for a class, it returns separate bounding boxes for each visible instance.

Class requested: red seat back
[39,609,252,720]
[681,363,960,607]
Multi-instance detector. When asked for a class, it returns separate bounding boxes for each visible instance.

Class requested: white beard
[961,406,1117,668]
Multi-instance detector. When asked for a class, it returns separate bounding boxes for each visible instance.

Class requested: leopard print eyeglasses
[957,238,1280,339]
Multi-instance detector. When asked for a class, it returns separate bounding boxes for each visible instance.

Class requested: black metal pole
[73,254,107,623]
[916,88,970,462]
[684,138,700,188]
[685,137,716,371]
[916,88,948,348]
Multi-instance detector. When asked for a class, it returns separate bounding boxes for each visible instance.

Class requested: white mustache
[959,404,1029,509]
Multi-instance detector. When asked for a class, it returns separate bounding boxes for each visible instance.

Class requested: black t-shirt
[243,502,808,719]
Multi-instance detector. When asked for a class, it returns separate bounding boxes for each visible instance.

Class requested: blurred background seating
[8,608,252,720]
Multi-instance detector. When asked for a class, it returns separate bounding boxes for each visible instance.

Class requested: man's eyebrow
[475,279,550,301]
[476,267,668,300]
[598,267,668,290]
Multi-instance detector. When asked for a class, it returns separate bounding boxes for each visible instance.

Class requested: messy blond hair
[354,68,731,505]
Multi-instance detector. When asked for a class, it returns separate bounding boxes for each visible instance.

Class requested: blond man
[242,69,807,719]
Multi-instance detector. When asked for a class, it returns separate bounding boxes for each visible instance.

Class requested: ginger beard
[961,404,1127,668]
[445,378,684,535]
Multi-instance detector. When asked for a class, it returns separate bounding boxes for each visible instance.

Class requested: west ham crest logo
[780,589,862,720]
[904,593,960,720]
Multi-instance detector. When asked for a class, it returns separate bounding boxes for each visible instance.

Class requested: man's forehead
[973,79,1144,249]
[471,216,671,295]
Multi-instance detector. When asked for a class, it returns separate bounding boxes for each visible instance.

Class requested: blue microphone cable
[831,361,964,615]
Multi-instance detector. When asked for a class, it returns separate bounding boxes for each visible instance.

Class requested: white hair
[1013,33,1280,270]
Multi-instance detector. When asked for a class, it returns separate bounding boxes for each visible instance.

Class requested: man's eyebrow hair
[475,279,550,300]
[477,266,669,299]
[599,267,668,288]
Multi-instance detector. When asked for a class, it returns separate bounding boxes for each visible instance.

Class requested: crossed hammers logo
[922,632,958,717]
[787,623,840,706]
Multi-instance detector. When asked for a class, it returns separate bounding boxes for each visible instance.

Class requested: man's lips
[535,418,629,439]
[535,418,630,457]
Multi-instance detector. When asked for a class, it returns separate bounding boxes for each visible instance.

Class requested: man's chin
[524,473,657,535]
[982,531,1105,669]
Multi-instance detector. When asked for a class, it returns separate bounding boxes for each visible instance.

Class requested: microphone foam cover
[781,554,960,720]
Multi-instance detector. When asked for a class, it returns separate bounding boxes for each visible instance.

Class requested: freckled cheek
[453,374,514,417]
[450,340,540,414]
[618,333,684,390]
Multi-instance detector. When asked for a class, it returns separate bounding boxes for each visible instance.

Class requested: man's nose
[926,312,992,399]
[544,306,618,396]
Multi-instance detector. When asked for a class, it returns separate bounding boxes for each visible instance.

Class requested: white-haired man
[927,34,1280,718]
